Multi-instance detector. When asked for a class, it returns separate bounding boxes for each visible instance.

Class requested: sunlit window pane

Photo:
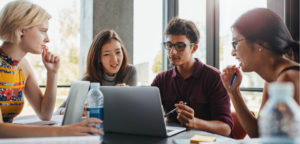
[21,88,71,116]
[242,91,263,114]
[134,1,163,85]
[178,0,206,64]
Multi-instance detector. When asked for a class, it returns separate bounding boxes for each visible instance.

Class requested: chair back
[231,112,247,139]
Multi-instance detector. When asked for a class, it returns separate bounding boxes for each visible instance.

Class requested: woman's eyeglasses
[163,42,194,52]
[232,39,246,50]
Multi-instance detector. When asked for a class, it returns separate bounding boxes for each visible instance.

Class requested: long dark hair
[85,29,129,84]
[232,8,299,62]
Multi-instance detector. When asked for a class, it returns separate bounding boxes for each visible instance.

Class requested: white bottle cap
[268,82,294,99]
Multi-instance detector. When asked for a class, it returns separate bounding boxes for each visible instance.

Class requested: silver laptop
[101,86,186,137]
[61,81,90,125]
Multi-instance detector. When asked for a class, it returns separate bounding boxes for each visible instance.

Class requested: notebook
[101,86,186,137]
[0,136,100,144]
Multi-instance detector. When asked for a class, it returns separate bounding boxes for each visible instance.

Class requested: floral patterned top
[0,49,25,122]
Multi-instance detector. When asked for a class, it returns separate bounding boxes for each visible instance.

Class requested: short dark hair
[232,8,299,62]
[85,29,129,83]
[165,17,200,44]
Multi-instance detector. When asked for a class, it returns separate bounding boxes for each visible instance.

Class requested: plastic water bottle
[86,82,104,132]
[259,82,300,144]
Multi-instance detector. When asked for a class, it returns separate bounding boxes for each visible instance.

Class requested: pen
[164,102,187,117]
[229,66,240,88]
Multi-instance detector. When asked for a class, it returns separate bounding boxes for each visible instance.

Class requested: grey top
[99,64,137,86]
[54,64,137,115]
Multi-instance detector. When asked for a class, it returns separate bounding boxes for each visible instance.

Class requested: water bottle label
[87,107,104,120]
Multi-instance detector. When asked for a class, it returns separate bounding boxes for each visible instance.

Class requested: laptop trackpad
[166,126,186,136]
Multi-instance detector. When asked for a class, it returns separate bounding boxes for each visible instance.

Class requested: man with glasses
[151,18,233,137]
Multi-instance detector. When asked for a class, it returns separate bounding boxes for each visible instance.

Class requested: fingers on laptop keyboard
[81,126,104,135]
[82,118,102,125]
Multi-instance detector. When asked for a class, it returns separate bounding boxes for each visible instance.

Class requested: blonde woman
[0,0,102,137]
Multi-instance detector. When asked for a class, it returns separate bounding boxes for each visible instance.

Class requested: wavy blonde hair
[0,0,51,43]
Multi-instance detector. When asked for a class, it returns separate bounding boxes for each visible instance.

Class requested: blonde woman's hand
[59,118,104,136]
[42,47,60,73]
[220,65,242,94]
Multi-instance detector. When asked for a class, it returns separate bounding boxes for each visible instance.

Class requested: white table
[13,114,63,126]
[11,115,247,144]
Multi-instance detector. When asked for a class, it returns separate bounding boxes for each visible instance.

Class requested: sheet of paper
[200,138,261,144]
[13,115,63,126]
[0,136,100,144]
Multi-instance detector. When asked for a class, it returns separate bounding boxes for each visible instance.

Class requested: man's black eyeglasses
[232,39,246,50]
[163,42,194,52]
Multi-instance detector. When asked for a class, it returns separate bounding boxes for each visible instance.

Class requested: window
[134,1,163,85]
[178,0,206,64]
[240,91,263,114]
[0,0,80,116]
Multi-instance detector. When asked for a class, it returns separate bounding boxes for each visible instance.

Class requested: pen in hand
[229,66,240,88]
[164,102,187,117]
